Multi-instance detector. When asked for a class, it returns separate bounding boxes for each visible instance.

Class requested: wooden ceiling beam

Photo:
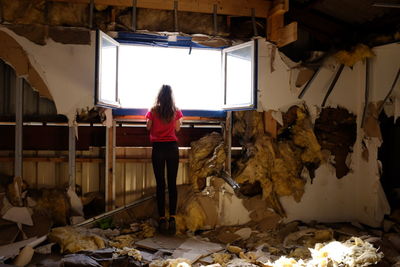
[48,0,272,18]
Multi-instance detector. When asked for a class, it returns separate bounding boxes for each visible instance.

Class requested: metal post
[105,120,116,211]
[132,0,137,31]
[15,77,23,178]
[174,1,179,32]
[68,126,76,189]
[225,111,232,175]
[361,58,370,128]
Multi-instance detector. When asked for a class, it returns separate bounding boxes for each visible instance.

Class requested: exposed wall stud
[174,0,179,32]
[131,0,137,31]
[68,126,76,189]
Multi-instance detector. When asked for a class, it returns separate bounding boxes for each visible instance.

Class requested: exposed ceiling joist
[48,0,272,18]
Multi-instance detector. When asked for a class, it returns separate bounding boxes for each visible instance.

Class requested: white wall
[0,26,95,123]
[259,40,398,227]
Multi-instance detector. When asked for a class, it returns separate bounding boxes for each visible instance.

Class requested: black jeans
[151,141,179,217]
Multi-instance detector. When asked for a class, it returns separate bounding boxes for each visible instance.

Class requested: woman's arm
[146,119,152,130]
[175,118,183,132]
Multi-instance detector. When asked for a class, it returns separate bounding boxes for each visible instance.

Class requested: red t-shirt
[145,110,183,142]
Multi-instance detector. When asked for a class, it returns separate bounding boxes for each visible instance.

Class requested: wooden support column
[224,111,232,176]
[14,77,23,206]
[68,126,76,189]
[105,119,116,211]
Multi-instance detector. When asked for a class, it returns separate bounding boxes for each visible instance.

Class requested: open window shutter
[222,40,258,110]
[95,30,121,108]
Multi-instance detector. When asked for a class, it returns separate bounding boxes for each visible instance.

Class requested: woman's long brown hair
[151,84,177,123]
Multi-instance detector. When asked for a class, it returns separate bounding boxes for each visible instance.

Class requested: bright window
[118,45,222,110]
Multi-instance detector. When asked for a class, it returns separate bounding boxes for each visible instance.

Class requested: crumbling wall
[314,107,357,178]
[232,107,322,216]
[0,26,95,121]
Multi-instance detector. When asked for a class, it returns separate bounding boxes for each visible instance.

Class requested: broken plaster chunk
[13,245,34,267]
[2,206,33,226]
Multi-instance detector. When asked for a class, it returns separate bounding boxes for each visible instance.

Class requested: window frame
[94,31,260,117]
[222,39,258,110]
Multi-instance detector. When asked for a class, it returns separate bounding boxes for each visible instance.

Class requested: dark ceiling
[281,0,400,61]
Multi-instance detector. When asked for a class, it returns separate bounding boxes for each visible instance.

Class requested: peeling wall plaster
[259,40,398,227]
[0,26,95,123]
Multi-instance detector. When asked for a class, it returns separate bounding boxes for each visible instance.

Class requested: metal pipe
[361,58,370,128]
[298,67,321,99]
[74,195,155,227]
[322,64,344,107]
[68,126,76,189]
[15,77,23,178]
[377,67,400,114]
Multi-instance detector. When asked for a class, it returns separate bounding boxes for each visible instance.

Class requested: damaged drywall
[0,26,95,122]
[256,40,396,226]
[314,107,357,178]
[0,30,52,100]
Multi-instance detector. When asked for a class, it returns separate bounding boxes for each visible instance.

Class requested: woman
[146,85,183,235]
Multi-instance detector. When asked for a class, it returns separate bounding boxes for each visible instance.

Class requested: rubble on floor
[3,202,400,267]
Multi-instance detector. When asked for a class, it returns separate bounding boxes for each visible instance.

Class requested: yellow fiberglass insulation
[334,44,375,67]
[234,135,275,198]
[49,226,105,253]
[233,106,322,211]
[189,132,226,191]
